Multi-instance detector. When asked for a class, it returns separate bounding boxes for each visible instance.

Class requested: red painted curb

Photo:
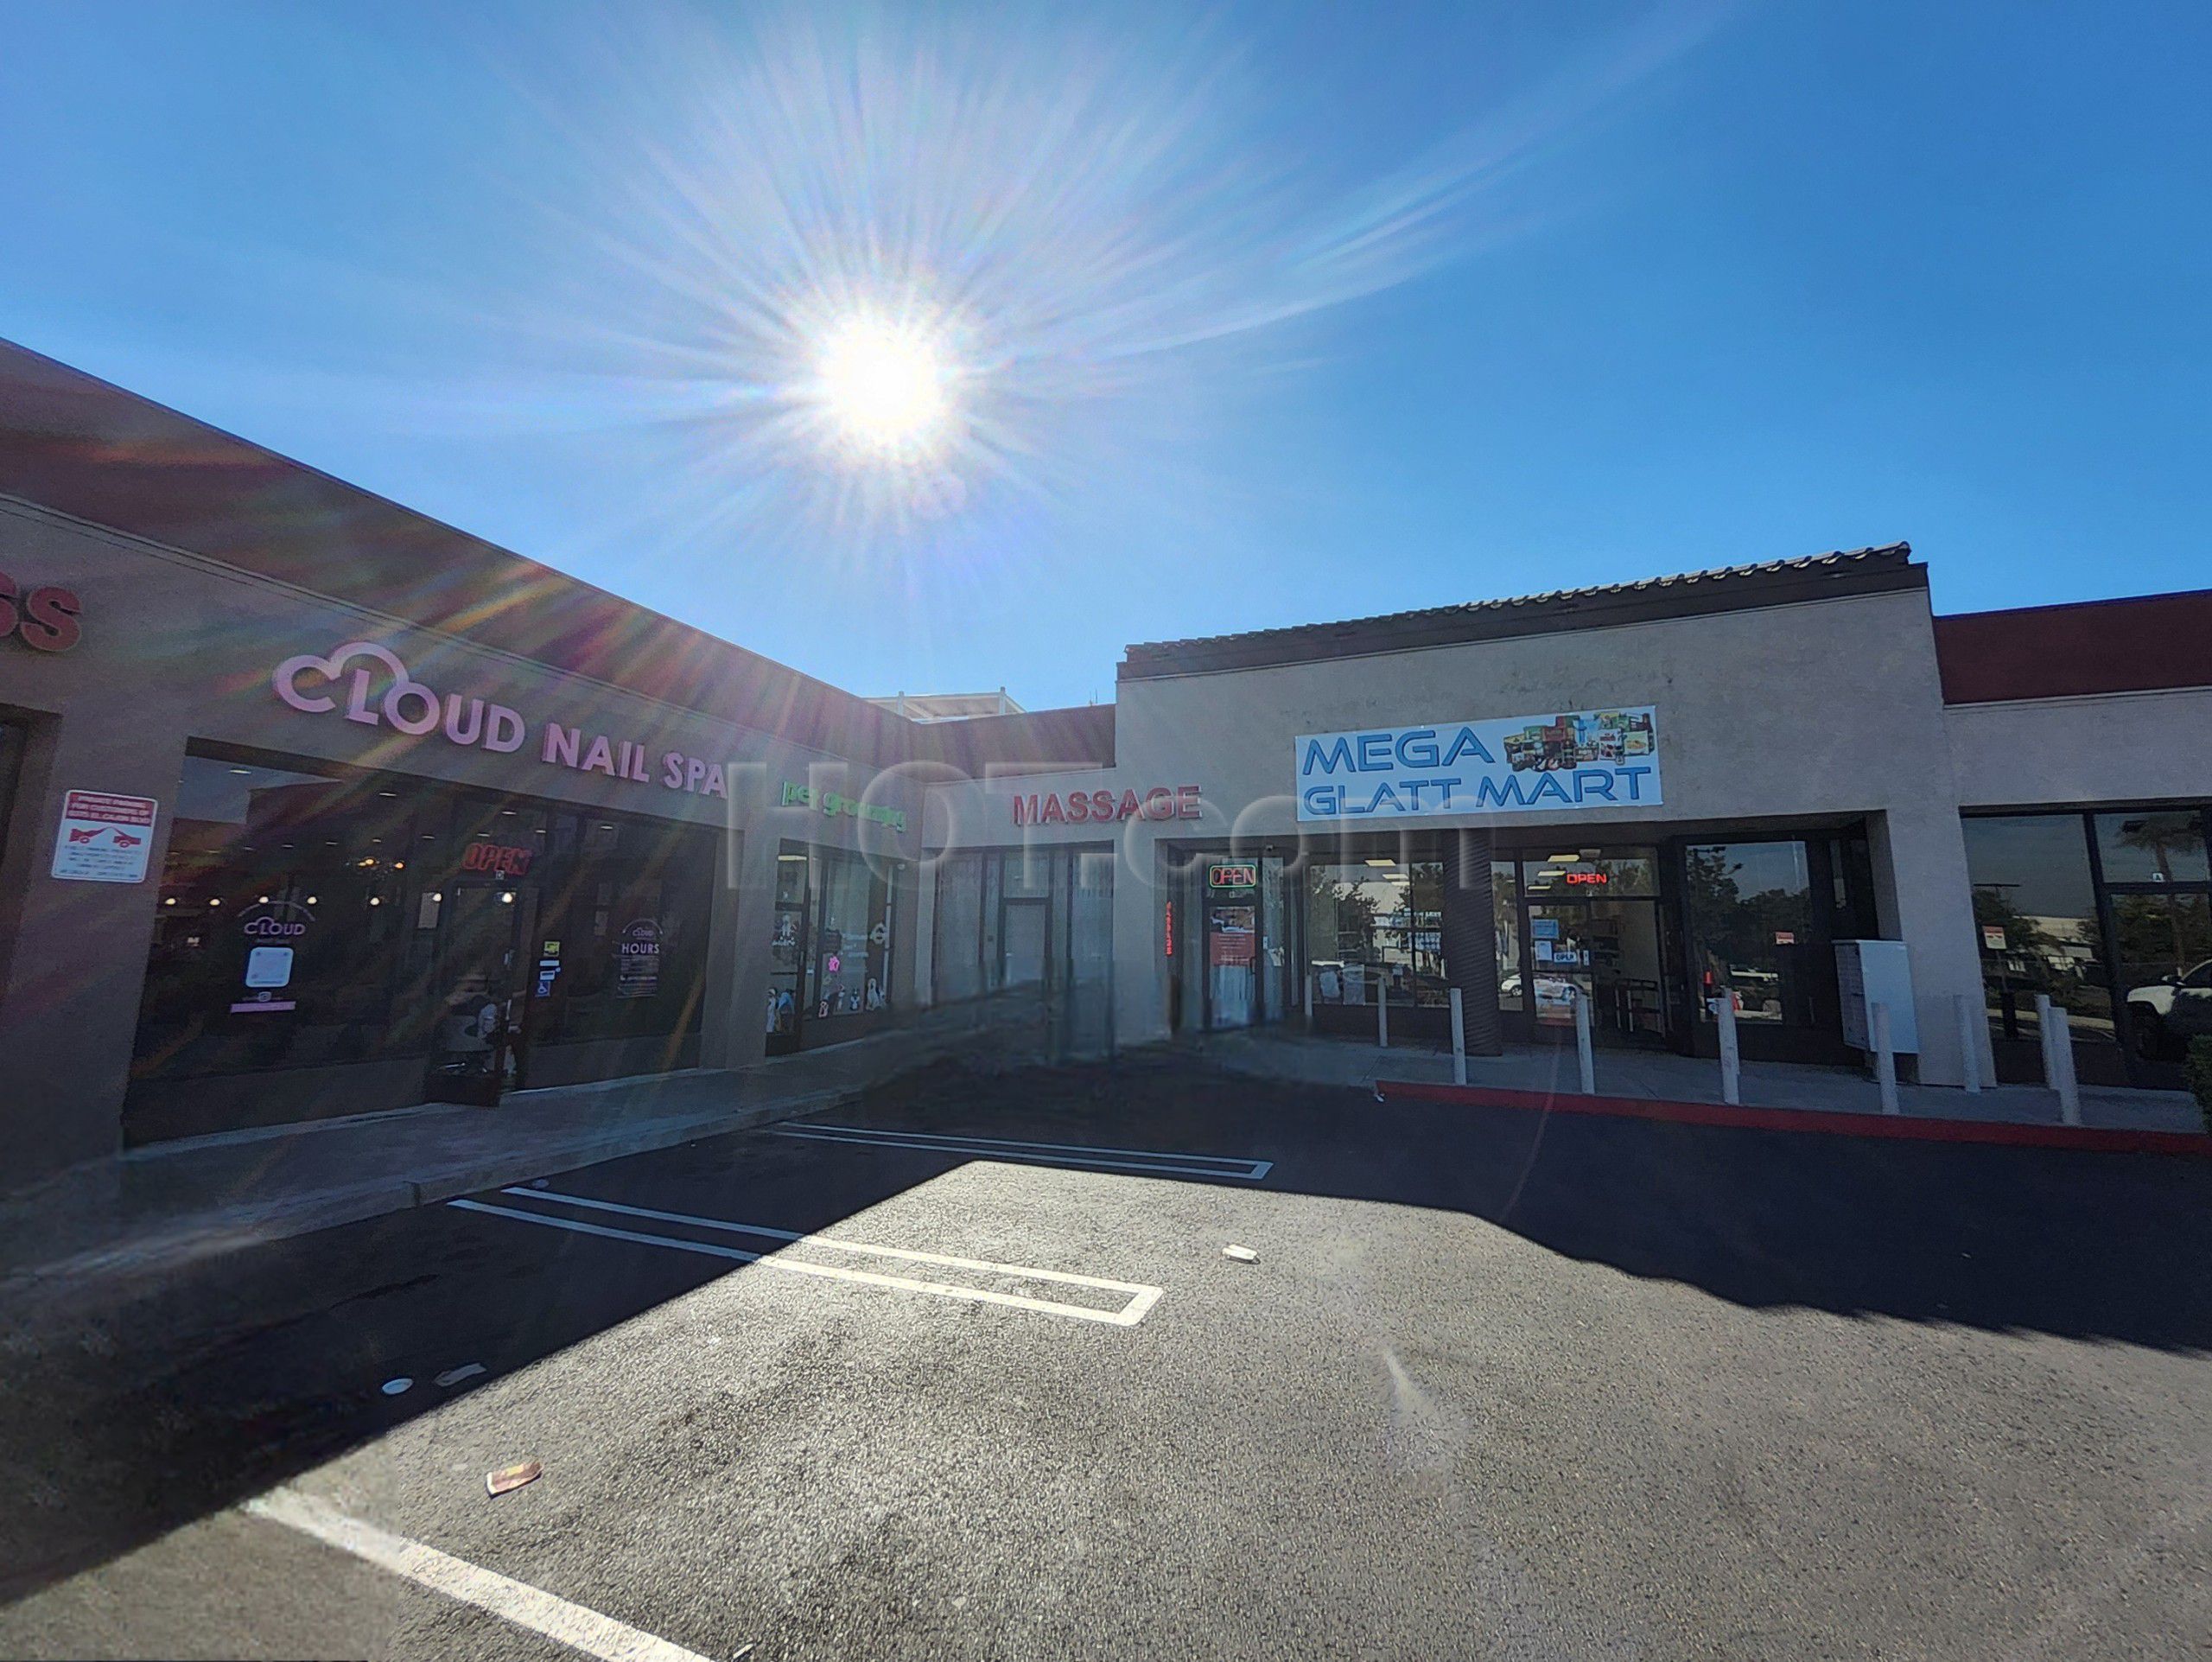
[1374,1079,2212,1156]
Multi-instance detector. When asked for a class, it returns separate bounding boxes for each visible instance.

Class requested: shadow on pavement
[5,1052,2209,1602]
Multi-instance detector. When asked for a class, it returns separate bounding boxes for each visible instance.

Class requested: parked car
[2126,958,2212,1059]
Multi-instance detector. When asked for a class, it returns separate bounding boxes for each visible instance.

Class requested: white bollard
[2033,993,2058,1096]
[1955,991,1983,1094]
[2051,1002,2081,1127]
[1376,977,1389,1049]
[1449,986,1467,1086]
[1713,997,1741,1105]
[1872,1002,1900,1116]
[1573,985,1596,1096]
[1305,971,1316,1030]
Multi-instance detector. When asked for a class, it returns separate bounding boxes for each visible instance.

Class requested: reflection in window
[2111,891,2212,1060]
[1682,842,1816,1025]
[1961,816,2117,1051]
[2094,812,2209,886]
[1304,861,1440,1008]
[1493,861,1522,1012]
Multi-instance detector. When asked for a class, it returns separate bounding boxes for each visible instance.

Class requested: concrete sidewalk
[1196,1026,2206,1135]
[0,992,1050,1296]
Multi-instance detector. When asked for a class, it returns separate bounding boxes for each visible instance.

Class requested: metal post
[1376,977,1389,1050]
[1449,987,1466,1086]
[2033,993,2058,1098]
[1872,1002,1900,1116]
[1955,991,1982,1094]
[1713,997,1741,1105]
[1573,985,1595,1096]
[2051,1002,2081,1126]
[1304,971,1315,1032]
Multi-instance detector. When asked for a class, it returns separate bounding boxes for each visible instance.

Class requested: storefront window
[812,848,890,1019]
[1304,860,1438,1008]
[1961,815,2118,1054]
[134,750,715,1086]
[2094,811,2209,886]
[1493,860,1522,1012]
[932,853,987,1003]
[767,841,896,1049]
[2110,891,2212,1061]
[135,755,424,1079]
[1682,841,1817,1025]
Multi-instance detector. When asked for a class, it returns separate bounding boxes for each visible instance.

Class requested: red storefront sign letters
[1010,785,1199,826]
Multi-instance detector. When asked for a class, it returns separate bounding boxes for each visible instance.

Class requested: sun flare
[810,312,953,459]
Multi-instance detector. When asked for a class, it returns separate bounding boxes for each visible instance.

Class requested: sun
[810,311,954,459]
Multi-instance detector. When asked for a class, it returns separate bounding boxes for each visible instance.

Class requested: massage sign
[270,640,739,799]
[1010,785,1201,826]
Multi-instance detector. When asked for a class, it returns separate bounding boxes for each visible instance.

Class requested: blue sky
[4,2,2208,710]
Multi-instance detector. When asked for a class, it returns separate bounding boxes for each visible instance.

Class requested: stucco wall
[1944,688,2212,808]
[0,497,919,1181]
[928,585,1994,1084]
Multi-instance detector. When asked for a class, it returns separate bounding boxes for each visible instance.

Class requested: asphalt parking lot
[4,1056,2210,1660]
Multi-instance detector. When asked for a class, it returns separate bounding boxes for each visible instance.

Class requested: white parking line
[451,1191,1163,1327]
[246,1486,721,1662]
[770,1122,1274,1181]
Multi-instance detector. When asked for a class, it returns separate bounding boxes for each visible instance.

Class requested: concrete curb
[0,1089,861,1299]
[1376,1079,2212,1156]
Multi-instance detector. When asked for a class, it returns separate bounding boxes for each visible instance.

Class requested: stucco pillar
[1866,807,1992,1088]
[0,716,186,1179]
[1440,827,1503,1055]
[699,824,774,1071]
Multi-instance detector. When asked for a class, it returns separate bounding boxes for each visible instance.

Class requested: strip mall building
[3,341,2209,1182]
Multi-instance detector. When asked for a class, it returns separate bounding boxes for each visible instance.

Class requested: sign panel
[1294,708,1659,822]
[51,789,158,882]
[1208,862,1259,889]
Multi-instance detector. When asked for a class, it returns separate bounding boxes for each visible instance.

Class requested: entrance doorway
[1517,850,1669,1047]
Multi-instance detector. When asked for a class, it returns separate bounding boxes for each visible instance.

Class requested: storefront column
[699,825,774,1071]
[0,716,186,1181]
[1867,807,1993,1088]
[1440,828,1503,1055]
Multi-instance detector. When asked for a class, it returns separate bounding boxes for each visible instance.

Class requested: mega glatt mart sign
[1295,707,1661,821]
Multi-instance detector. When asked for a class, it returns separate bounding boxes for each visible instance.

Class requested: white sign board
[1836,939,1918,1054]
[50,789,158,883]
[1296,708,1660,821]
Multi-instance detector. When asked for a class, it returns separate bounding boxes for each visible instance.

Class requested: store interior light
[1547,853,1579,863]
[305,895,318,905]
[207,898,221,907]
[499,891,515,905]
[368,897,381,907]
[229,767,251,775]
[163,897,176,907]
[378,790,398,798]
[501,809,517,816]
[1364,857,1395,868]
[257,895,270,904]
[429,891,442,902]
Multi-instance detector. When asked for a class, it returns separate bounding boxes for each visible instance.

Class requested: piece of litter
[485,1460,542,1497]
[379,1377,413,1396]
[1223,1245,1260,1263]
[435,1363,486,1387]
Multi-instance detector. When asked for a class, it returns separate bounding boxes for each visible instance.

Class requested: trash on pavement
[379,1377,413,1396]
[435,1363,487,1387]
[1223,1245,1260,1263]
[485,1460,542,1497]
